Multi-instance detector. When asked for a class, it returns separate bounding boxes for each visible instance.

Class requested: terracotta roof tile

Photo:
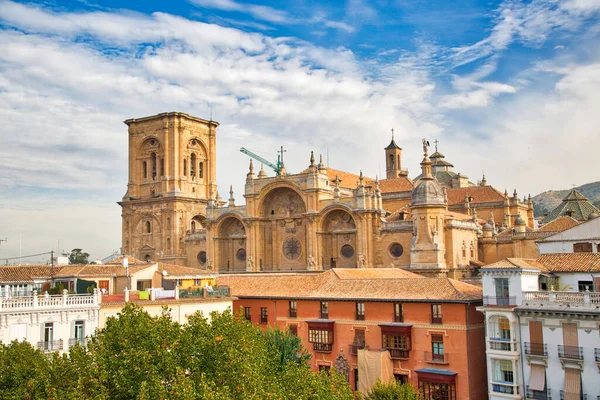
[537,216,580,233]
[217,268,482,302]
[158,262,215,278]
[377,177,414,193]
[0,265,57,283]
[482,258,547,271]
[541,189,600,223]
[446,186,505,205]
[536,253,600,272]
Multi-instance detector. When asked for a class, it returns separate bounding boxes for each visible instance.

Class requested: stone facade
[119,112,541,277]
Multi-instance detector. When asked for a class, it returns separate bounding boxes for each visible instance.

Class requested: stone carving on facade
[307,255,317,270]
[326,210,356,231]
[246,255,255,272]
[206,259,213,271]
[334,354,350,382]
[357,253,366,268]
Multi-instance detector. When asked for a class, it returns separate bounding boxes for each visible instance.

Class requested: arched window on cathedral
[389,154,395,169]
[166,238,171,254]
[160,158,164,177]
[145,221,151,233]
[143,161,147,179]
[190,154,196,177]
[199,162,204,179]
[183,159,187,176]
[151,152,157,180]
[191,221,196,232]
[397,155,400,170]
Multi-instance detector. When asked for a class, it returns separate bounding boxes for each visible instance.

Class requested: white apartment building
[0,289,100,353]
[478,254,600,400]
[538,215,600,256]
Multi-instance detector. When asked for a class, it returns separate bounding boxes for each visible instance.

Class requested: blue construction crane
[240,147,285,175]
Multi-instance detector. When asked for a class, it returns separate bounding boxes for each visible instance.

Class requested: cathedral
[119,112,539,278]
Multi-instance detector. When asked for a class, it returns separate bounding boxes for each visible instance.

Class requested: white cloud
[0,0,599,261]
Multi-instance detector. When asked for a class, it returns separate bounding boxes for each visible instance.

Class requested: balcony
[558,345,583,360]
[483,296,517,306]
[492,382,518,395]
[489,338,517,352]
[525,342,548,357]
[349,343,366,355]
[393,314,403,323]
[560,392,586,400]
[595,348,600,362]
[36,340,64,352]
[68,338,87,348]
[320,311,329,319]
[289,309,297,318]
[522,291,600,311]
[526,387,551,400]
[431,316,443,324]
[313,343,332,353]
[387,348,409,360]
[424,351,449,364]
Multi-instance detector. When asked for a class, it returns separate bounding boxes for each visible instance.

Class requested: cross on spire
[391,128,395,140]
[434,138,439,152]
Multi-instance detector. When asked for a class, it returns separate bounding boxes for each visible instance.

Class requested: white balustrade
[0,292,98,310]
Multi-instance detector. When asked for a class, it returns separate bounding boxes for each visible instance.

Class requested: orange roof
[482,258,547,271]
[217,268,482,302]
[54,264,151,278]
[104,255,147,266]
[158,262,215,278]
[0,265,57,283]
[377,177,414,193]
[446,186,505,205]
[536,253,600,272]
[537,216,580,233]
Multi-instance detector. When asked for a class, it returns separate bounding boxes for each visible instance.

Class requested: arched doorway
[320,209,357,268]
[259,187,307,271]
[216,217,246,272]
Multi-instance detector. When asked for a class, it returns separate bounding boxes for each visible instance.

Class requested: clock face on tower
[283,237,302,261]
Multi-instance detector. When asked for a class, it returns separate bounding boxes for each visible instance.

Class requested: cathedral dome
[411,179,446,206]
[482,222,493,231]
[514,216,526,226]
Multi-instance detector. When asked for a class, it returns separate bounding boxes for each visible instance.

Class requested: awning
[564,368,581,400]
[379,323,412,336]
[528,364,546,391]
[415,368,457,385]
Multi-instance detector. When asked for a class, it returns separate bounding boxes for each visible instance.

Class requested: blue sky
[0,0,599,261]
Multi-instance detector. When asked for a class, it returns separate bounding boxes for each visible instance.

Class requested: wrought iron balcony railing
[386,348,409,360]
[492,382,518,395]
[36,340,64,352]
[68,338,86,348]
[349,343,365,355]
[526,386,551,399]
[560,391,586,400]
[489,338,517,351]
[313,343,332,353]
[558,345,583,360]
[524,342,548,356]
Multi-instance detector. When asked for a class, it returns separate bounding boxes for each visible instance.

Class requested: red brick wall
[231,298,485,400]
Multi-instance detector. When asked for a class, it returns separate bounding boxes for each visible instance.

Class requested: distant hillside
[532,181,600,217]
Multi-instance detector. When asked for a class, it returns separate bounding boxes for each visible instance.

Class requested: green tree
[264,326,311,369]
[68,248,90,264]
[0,340,51,399]
[361,380,422,400]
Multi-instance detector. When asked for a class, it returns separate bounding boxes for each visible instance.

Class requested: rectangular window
[394,303,403,322]
[356,302,365,320]
[244,306,251,322]
[289,301,297,318]
[260,307,268,324]
[318,365,331,376]
[176,279,183,287]
[491,359,514,394]
[431,304,442,324]
[354,369,359,391]
[320,301,329,319]
[194,279,200,285]
[74,321,84,340]
[573,242,593,252]
[351,329,365,354]
[578,280,593,292]
[431,334,444,361]
[289,325,298,336]
[418,379,456,400]
[308,324,334,353]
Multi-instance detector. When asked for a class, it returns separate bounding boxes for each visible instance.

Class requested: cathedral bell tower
[384,129,408,179]
[409,139,448,275]
[118,112,218,265]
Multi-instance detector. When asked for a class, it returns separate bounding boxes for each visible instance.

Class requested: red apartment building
[218,268,487,400]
